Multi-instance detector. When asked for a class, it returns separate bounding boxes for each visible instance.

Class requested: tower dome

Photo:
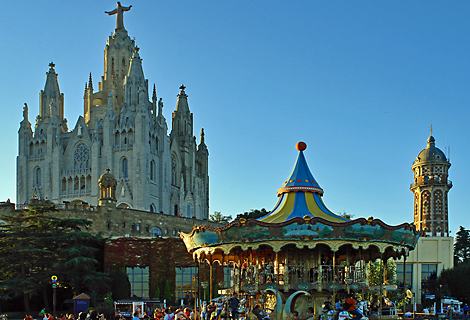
[415,135,447,163]
[410,132,452,237]
[99,168,117,205]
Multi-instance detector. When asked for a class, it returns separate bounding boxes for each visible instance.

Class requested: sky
[1,1,469,236]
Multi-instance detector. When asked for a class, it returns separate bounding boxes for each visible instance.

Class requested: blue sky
[1,1,469,235]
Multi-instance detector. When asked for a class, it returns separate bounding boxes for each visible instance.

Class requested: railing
[410,179,452,188]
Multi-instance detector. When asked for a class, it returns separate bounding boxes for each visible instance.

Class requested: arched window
[35,167,41,186]
[150,160,155,181]
[187,205,191,218]
[122,158,128,177]
[174,205,178,216]
[150,203,156,213]
[151,227,162,238]
[125,117,130,126]
[171,155,177,186]
[122,58,126,79]
[112,57,115,73]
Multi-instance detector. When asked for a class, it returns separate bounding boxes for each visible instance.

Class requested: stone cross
[105,2,132,30]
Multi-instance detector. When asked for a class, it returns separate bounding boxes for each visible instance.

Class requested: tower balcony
[410,179,452,189]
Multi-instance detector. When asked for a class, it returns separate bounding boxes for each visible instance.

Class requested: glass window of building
[397,263,413,288]
[126,266,149,298]
[175,267,197,301]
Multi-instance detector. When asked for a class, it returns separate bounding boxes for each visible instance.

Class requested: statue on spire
[105,2,132,30]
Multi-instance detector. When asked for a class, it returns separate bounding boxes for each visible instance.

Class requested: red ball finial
[296,141,307,151]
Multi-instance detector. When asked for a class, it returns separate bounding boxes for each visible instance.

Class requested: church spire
[39,62,64,121]
[175,84,189,112]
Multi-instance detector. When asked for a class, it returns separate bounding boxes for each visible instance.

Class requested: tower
[410,130,452,237]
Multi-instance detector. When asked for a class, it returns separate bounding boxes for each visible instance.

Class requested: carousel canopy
[180,142,421,260]
[258,142,348,223]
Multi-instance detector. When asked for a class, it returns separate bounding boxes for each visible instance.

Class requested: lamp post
[201,281,208,302]
[51,275,58,318]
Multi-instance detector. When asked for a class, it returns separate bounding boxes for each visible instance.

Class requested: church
[16,3,209,219]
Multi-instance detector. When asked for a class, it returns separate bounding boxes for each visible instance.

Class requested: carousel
[180,142,421,319]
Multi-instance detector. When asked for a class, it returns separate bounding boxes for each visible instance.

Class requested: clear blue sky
[1,1,469,236]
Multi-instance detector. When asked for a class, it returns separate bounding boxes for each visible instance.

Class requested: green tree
[0,203,109,312]
[454,226,470,264]
[235,208,268,220]
[337,211,354,220]
[209,211,232,224]
[164,280,173,304]
[439,261,470,304]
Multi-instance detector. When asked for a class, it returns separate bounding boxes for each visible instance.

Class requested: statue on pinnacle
[105,2,132,30]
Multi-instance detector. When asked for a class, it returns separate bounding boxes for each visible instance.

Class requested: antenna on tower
[430,122,433,136]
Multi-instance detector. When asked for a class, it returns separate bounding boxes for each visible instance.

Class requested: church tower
[17,4,209,219]
[410,129,452,237]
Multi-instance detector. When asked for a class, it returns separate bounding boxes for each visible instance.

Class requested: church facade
[16,4,209,219]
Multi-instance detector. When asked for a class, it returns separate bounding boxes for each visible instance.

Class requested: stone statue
[49,99,57,118]
[107,89,114,109]
[105,2,132,30]
[23,103,28,120]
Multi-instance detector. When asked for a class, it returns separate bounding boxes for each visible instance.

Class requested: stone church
[16,4,209,219]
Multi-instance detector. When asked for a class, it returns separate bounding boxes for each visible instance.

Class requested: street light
[201,281,208,302]
[51,275,58,318]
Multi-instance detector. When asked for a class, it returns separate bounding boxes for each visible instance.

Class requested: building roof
[416,135,447,163]
[257,142,348,223]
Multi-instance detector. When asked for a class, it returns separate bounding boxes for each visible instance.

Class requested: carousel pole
[210,262,213,301]
[333,250,336,303]
[379,252,384,317]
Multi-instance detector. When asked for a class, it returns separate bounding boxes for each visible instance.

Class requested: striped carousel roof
[258,142,349,223]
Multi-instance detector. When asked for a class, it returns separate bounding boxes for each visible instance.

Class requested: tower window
[35,167,41,186]
[150,160,156,181]
[122,158,128,177]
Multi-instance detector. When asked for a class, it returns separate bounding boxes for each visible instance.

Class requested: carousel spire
[258,141,348,223]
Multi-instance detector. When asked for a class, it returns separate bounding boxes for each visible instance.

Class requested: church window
[126,117,130,126]
[165,227,168,234]
[187,205,191,218]
[137,223,140,232]
[171,155,177,186]
[150,160,156,181]
[112,58,114,73]
[146,225,149,232]
[151,227,162,238]
[35,167,41,186]
[155,137,158,150]
[150,203,156,212]
[173,229,176,236]
[122,58,126,79]
[132,223,135,231]
[74,143,90,169]
[122,158,128,177]
[123,222,126,228]
[174,205,178,216]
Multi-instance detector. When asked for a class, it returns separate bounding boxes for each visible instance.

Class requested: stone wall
[1,200,222,238]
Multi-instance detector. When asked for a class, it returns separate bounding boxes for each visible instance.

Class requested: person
[335,299,344,312]
[40,309,46,319]
[164,308,174,320]
[322,297,333,313]
[299,307,314,320]
[251,305,264,320]
[207,302,216,320]
[78,313,87,320]
[229,293,240,320]
[344,296,362,318]
[291,311,299,320]
[216,299,224,318]
[201,302,207,320]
